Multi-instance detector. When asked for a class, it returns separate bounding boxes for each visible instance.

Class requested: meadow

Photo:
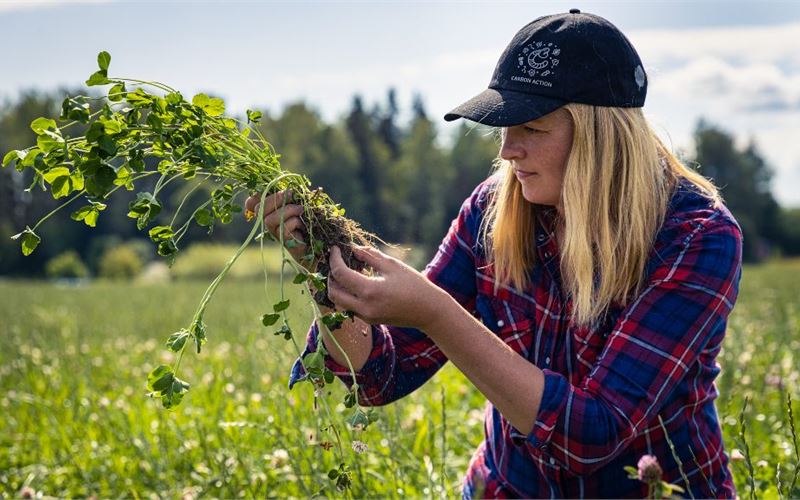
[1,258,799,499]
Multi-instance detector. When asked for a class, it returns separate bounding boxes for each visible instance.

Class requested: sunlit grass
[1,258,798,497]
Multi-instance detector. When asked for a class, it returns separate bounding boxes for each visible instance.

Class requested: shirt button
[537,234,545,242]
[549,457,556,465]
[497,320,505,327]
[545,356,551,365]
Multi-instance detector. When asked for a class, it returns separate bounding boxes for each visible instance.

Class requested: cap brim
[443,88,566,127]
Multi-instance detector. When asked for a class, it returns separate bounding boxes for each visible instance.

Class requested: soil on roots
[299,204,384,308]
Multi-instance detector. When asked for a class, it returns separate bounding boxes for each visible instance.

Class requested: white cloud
[624,23,800,206]
[653,56,800,112]
[630,23,800,68]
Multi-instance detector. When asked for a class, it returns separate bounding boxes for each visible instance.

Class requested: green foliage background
[1,259,799,498]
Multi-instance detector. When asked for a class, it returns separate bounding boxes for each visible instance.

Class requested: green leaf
[42,166,70,185]
[323,368,334,384]
[70,169,85,191]
[112,166,131,188]
[99,116,123,135]
[50,176,71,199]
[344,390,357,409]
[162,377,190,409]
[11,228,41,256]
[108,82,126,102]
[126,88,153,106]
[194,208,214,227]
[261,313,280,327]
[85,165,117,197]
[274,322,292,340]
[2,150,21,168]
[30,117,57,135]
[347,409,370,429]
[148,225,174,243]
[292,272,308,284]
[246,109,262,123]
[71,205,102,227]
[146,365,174,393]
[36,132,64,153]
[273,299,290,312]
[192,93,225,117]
[303,351,324,376]
[191,319,207,353]
[86,70,110,86]
[165,91,183,105]
[98,135,118,156]
[165,330,190,352]
[321,311,349,330]
[157,239,177,257]
[97,51,111,71]
[61,97,91,122]
[308,272,326,291]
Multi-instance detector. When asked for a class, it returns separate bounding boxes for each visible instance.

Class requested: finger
[264,204,304,232]
[245,195,258,213]
[327,276,363,313]
[244,195,261,221]
[351,245,390,272]
[279,217,306,243]
[265,189,294,212]
[251,189,293,219]
[329,246,373,292]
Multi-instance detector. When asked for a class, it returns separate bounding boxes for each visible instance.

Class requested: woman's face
[500,107,574,207]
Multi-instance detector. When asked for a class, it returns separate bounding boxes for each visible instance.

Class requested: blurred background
[2,2,800,498]
[1,0,799,279]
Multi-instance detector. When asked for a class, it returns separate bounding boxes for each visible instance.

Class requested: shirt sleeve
[509,211,743,476]
[287,179,492,405]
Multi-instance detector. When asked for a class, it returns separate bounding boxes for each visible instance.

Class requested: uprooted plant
[3,51,383,491]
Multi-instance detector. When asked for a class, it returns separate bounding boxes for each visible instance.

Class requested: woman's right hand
[244,190,310,267]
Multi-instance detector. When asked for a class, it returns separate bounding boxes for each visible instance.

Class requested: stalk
[6,50,382,493]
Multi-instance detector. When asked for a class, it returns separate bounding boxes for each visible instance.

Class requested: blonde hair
[479,103,720,326]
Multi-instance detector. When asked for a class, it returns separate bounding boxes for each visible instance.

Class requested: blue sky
[2,0,799,206]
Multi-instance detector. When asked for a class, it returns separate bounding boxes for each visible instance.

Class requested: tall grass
[1,258,799,497]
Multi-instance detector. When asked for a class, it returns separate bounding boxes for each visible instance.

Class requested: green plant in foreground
[3,51,381,491]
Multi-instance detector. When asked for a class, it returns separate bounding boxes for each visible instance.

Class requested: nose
[499,128,525,161]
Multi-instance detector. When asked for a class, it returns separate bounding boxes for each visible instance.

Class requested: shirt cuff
[509,369,571,450]
[288,320,394,397]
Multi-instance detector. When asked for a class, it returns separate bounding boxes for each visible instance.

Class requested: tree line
[0,88,797,277]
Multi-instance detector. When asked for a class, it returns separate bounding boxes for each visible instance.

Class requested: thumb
[351,245,389,271]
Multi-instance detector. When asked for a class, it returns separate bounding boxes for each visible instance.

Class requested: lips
[514,169,536,179]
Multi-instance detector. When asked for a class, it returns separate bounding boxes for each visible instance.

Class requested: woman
[247,9,741,498]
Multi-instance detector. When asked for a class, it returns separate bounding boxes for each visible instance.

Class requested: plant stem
[29,190,86,232]
[738,397,756,500]
[658,415,694,499]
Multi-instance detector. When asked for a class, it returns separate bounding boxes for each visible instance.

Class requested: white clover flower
[351,440,368,454]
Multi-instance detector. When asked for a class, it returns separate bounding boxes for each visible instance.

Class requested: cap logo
[634,65,645,89]
[512,41,560,88]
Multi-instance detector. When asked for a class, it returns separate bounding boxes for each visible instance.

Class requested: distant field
[1,258,799,498]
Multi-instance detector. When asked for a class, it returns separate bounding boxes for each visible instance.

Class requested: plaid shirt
[290,176,742,499]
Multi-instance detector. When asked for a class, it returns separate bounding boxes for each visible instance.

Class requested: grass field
[1,259,799,498]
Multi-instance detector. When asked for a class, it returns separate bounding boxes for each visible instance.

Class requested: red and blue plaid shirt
[290,176,742,498]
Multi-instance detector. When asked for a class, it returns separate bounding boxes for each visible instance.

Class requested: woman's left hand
[326,245,448,331]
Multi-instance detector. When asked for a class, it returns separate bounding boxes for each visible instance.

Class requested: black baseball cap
[444,9,647,126]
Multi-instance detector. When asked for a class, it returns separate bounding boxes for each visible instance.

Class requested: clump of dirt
[298,203,387,308]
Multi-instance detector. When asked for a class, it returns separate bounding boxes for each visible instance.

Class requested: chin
[520,187,556,206]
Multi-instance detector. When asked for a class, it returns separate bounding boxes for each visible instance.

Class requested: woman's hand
[326,245,449,331]
[244,190,309,268]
